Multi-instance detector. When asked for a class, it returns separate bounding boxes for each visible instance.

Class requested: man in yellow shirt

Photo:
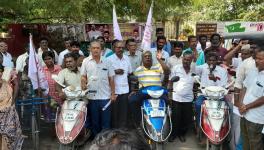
[129,50,170,127]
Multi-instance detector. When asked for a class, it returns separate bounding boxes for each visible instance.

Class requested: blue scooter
[139,85,172,150]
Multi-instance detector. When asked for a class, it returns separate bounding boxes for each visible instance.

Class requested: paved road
[22,124,204,150]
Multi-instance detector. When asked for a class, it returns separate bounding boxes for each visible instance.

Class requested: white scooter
[194,75,234,150]
[52,75,94,150]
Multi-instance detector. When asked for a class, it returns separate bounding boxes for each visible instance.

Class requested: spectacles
[115,47,124,49]
[241,52,251,55]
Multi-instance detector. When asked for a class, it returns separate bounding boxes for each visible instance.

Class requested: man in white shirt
[224,40,243,68]
[167,42,197,73]
[58,38,71,65]
[0,41,14,68]
[232,45,258,149]
[81,40,116,136]
[124,39,142,72]
[132,29,141,43]
[194,52,228,125]
[234,53,256,91]
[107,40,132,128]
[166,41,184,69]
[150,36,170,65]
[16,44,29,72]
[37,37,58,66]
[239,49,264,150]
[168,50,194,142]
[224,43,253,149]
[58,40,84,66]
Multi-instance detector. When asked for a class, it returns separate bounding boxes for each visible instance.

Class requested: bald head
[142,51,152,68]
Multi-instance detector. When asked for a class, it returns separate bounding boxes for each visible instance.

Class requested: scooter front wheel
[206,139,222,150]
[31,115,39,150]
[59,141,76,150]
[155,142,164,150]
[210,144,222,150]
[148,139,164,150]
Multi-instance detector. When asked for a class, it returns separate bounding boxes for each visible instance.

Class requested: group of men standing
[1,26,264,150]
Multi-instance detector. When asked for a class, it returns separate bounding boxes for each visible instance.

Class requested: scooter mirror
[193,75,201,84]
[171,76,180,82]
[52,74,66,88]
[227,68,236,77]
[129,75,139,83]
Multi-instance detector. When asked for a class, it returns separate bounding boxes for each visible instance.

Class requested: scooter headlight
[147,89,164,99]
[204,86,226,99]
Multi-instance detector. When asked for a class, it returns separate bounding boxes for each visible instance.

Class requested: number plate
[63,112,75,121]
[210,111,222,119]
[150,110,165,117]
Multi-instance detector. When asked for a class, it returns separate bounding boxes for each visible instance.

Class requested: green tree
[0,0,191,23]
[0,0,263,23]
[189,0,264,21]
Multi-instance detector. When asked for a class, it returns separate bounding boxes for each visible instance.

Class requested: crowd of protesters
[0,27,263,150]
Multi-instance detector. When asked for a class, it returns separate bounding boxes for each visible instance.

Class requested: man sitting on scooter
[56,52,91,141]
[56,52,81,98]
[194,52,228,126]
[128,50,170,128]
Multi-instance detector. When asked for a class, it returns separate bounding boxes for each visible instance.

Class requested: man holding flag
[28,34,49,96]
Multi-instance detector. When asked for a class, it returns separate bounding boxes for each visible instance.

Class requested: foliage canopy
[0,0,263,23]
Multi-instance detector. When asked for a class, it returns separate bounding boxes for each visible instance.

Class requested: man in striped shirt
[129,50,170,127]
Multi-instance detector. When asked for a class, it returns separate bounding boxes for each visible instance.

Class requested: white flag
[28,34,49,95]
[141,1,153,51]
[113,5,123,40]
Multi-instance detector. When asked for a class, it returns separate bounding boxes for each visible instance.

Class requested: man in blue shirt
[151,28,172,55]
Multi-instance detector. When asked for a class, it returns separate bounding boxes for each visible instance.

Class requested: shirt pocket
[252,82,264,98]
[99,67,109,81]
